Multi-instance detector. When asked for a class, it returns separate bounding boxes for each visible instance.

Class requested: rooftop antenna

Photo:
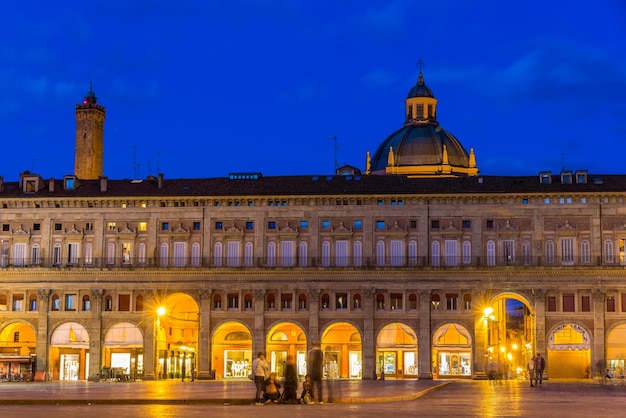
[131,145,142,179]
[561,152,565,172]
[328,135,339,171]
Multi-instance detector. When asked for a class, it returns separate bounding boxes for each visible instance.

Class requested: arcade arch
[266,322,307,379]
[432,323,472,378]
[102,322,143,379]
[376,322,418,378]
[320,322,362,379]
[211,321,252,379]
[155,292,198,380]
[50,322,89,380]
[607,323,626,377]
[0,321,36,381]
[547,323,591,378]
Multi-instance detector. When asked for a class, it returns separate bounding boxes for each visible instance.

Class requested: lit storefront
[547,323,591,378]
[607,324,626,378]
[432,323,472,378]
[50,322,90,380]
[321,322,362,379]
[376,323,418,378]
[103,322,144,379]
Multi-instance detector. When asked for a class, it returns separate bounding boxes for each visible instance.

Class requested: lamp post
[155,306,165,379]
[483,307,496,379]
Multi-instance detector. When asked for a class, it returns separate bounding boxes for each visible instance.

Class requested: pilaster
[418,290,433,379]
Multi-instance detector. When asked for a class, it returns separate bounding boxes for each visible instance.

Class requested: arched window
[431,241,440,266]
[353,293,362,310]
[321,241,330,266]
[321,293,330,310]
[267,242,276,266]
[376,293,385,310]
[376,240,385,266]
[83,243,93,265]
[82,295,91,311]
[431,294,440,311]
[408,293,417,310]
[137,243,147,266]
[191,242,201,267]
[462,241,471,264]
[213,294,222,310]
[463,294,472,310]
[53,244,62,266]
[160,243,169,267]
[244,293,253,310]
[28,294,37,311]
[354,241,362,266]
[31,244,41,265]
[267,293,276,310]
[51,294,60,311]
[298,293,307,310]
[299,241,308,267]
[486,240,496,266]
[604,240,614,264]
[522,241,531,266]
[545,240,555,264]
[581,240,590,264]
[106,242,115,265]
[213,242,222,267]
[409,240,418,263]
[104,295,113,311]
[244,242,254,267]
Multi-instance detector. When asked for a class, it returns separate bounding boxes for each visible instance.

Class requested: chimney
[158,173,164,190]
[0,176,3,192]
[48,178,55,192]
[100,176,108,192]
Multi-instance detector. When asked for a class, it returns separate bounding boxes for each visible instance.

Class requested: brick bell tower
[74,83,106,179]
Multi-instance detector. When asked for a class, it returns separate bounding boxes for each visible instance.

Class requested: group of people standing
[251,341,334,405]
[527,353,546,387]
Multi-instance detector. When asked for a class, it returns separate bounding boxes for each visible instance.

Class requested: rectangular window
[65,294,76,311]
[228,294,239,309]
[300,220,309,229]
[562,294,575,312]
[431,220,440,229]
[215,221,223,230]
[281,293,292,310]
[2,224,9,231]
[321,220,330,229]
[446,294,458,311]
[581,296,591,312]
[410,220,417,229]
[55,223,62,231]
[561,239,574,264]
[335,293,347,309]
[246,221,254,230]
[376,220,385,229]
[547,296,557,312]
[354,220,362,230]
[462,220,471,229]
[12,294,23,312]
[138,222,148,231]
[13,331,19,342]
[118,294,130,311]
[85,222,93,231]
[445,240,458,266]
[390,293,403,310]
[33,223,41,231]
[335,240,348,267]
[193,222,201,230]
[607,296,616,312]
[107,222,116,231]
[162,222,169,230]
[268,221,276,230]
[486,220,494,229]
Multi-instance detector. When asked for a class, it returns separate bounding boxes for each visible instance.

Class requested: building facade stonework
[0,73,624,383]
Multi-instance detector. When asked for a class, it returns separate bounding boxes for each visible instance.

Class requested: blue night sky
[1,0,625,181]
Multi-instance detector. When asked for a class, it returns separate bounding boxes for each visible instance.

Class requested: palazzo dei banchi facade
[1,70,625,383]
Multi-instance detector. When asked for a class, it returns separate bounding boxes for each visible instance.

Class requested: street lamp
[155,307,165,379]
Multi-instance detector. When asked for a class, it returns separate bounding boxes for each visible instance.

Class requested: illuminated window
[107,222,116,231]
[138,222,147,231]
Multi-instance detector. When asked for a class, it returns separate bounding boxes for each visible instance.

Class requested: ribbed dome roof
[367,70,478,177]
[370,124,470,172]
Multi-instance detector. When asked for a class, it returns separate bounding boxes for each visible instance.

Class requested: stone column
[592,288,606,377]
[533,288,547,358]
[253,289,266,356]
[307,288,320,345]
[362,287,376,380]
[418,290,433,379]
[196,289,212,380]
[88,289,103,380]
[142,292,157,380]
[35,289,50,379]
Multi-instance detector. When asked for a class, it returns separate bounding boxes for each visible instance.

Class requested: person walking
[534,353,546,386]
[283,355,298,404]
[308,341,324,404]
[527,356,535,387]
[252,352,270,405]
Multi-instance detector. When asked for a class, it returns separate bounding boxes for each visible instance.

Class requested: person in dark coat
[282,355,298,403]
[307,341,324,403]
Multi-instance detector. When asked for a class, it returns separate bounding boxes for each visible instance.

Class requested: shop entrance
[376,322,418,378]
[212,321,252,379]
[432,323,472,378]
[321,322,362,379]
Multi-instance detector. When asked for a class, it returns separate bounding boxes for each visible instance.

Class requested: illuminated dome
[367,71,478,177]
